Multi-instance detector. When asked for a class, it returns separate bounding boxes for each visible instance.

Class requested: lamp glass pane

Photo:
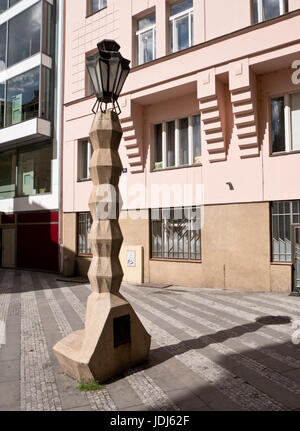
[115,68,130,98]
[87,66,98,93]
[99,60,109,94]
[109,57,120,93]
[95,60,103,96]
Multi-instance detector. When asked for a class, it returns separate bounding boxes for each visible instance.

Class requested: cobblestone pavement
[0,269,300,411]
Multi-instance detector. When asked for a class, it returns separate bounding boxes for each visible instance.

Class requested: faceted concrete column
[53,111,151,383]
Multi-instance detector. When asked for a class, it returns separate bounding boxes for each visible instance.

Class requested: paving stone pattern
[0,269,300,411]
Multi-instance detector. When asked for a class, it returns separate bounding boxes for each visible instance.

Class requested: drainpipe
[56,0,65,273]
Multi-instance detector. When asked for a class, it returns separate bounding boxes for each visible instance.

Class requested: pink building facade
[62,0,300,293]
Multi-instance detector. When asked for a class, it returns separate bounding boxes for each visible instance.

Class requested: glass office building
[0,0,62,272]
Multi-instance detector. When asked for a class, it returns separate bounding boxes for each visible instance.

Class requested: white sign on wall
[126,250,136,268]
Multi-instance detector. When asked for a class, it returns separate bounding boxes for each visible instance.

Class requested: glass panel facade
[40,66,51,120]
[0,149,16,199]
[17,143,52,197]
[0,143,52,199]
[271,96,285,153]
[78,212,92,255]
[0,24,6,71]
[151,206,201,260]
[42,1,53,56]
[6,67,40,126]
[0,0,7,14]
[0,0,21,14]
[272,201,300,262]
[8,2,41,67]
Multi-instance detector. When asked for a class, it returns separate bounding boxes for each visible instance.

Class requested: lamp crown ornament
[86,38,131,115]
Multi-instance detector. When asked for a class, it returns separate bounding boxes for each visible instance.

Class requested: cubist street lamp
[53,40,151,383]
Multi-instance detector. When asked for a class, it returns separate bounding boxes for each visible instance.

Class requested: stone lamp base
[53,292,151,382]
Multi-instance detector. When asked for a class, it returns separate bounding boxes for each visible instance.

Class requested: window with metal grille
[271,201,300,262]
[78,212,92,255]
[151,206,201,260]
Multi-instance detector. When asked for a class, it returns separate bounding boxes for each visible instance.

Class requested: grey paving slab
[0,359,20,383]
[165,389,211,411]
[106,377,144,410]
[0,381,20,409]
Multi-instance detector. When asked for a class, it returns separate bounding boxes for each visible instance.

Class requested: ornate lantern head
[86,39,131,114]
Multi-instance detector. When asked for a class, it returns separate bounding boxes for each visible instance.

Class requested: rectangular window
[169,0,193,53]
[252,0,288,24]
[78,140,93,181]
[0,149,16,199]
[151,206,201,260]
[88,0,107,16]
[136,13,156,66]
[16,143,52,197]
[271,201,300,262]
[8,2,42,67]
[78,212,92,255]
[153,114,201,170]
[6,67,40,127]
[271,92,300,154]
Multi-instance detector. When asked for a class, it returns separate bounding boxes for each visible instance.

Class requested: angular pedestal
[53,292,151,382]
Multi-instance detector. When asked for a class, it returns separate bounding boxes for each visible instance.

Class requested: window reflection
[0,24,6,71]
[0,83,4,128]
[88,0,107,15]
[271,97,285,153]
[0,0,7,14]
[169,0,193,53]
[179,118,189,165]
[17,143,52,196]
[6,67,40,126]
[0,149,16,199]
[8,2,41,67]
